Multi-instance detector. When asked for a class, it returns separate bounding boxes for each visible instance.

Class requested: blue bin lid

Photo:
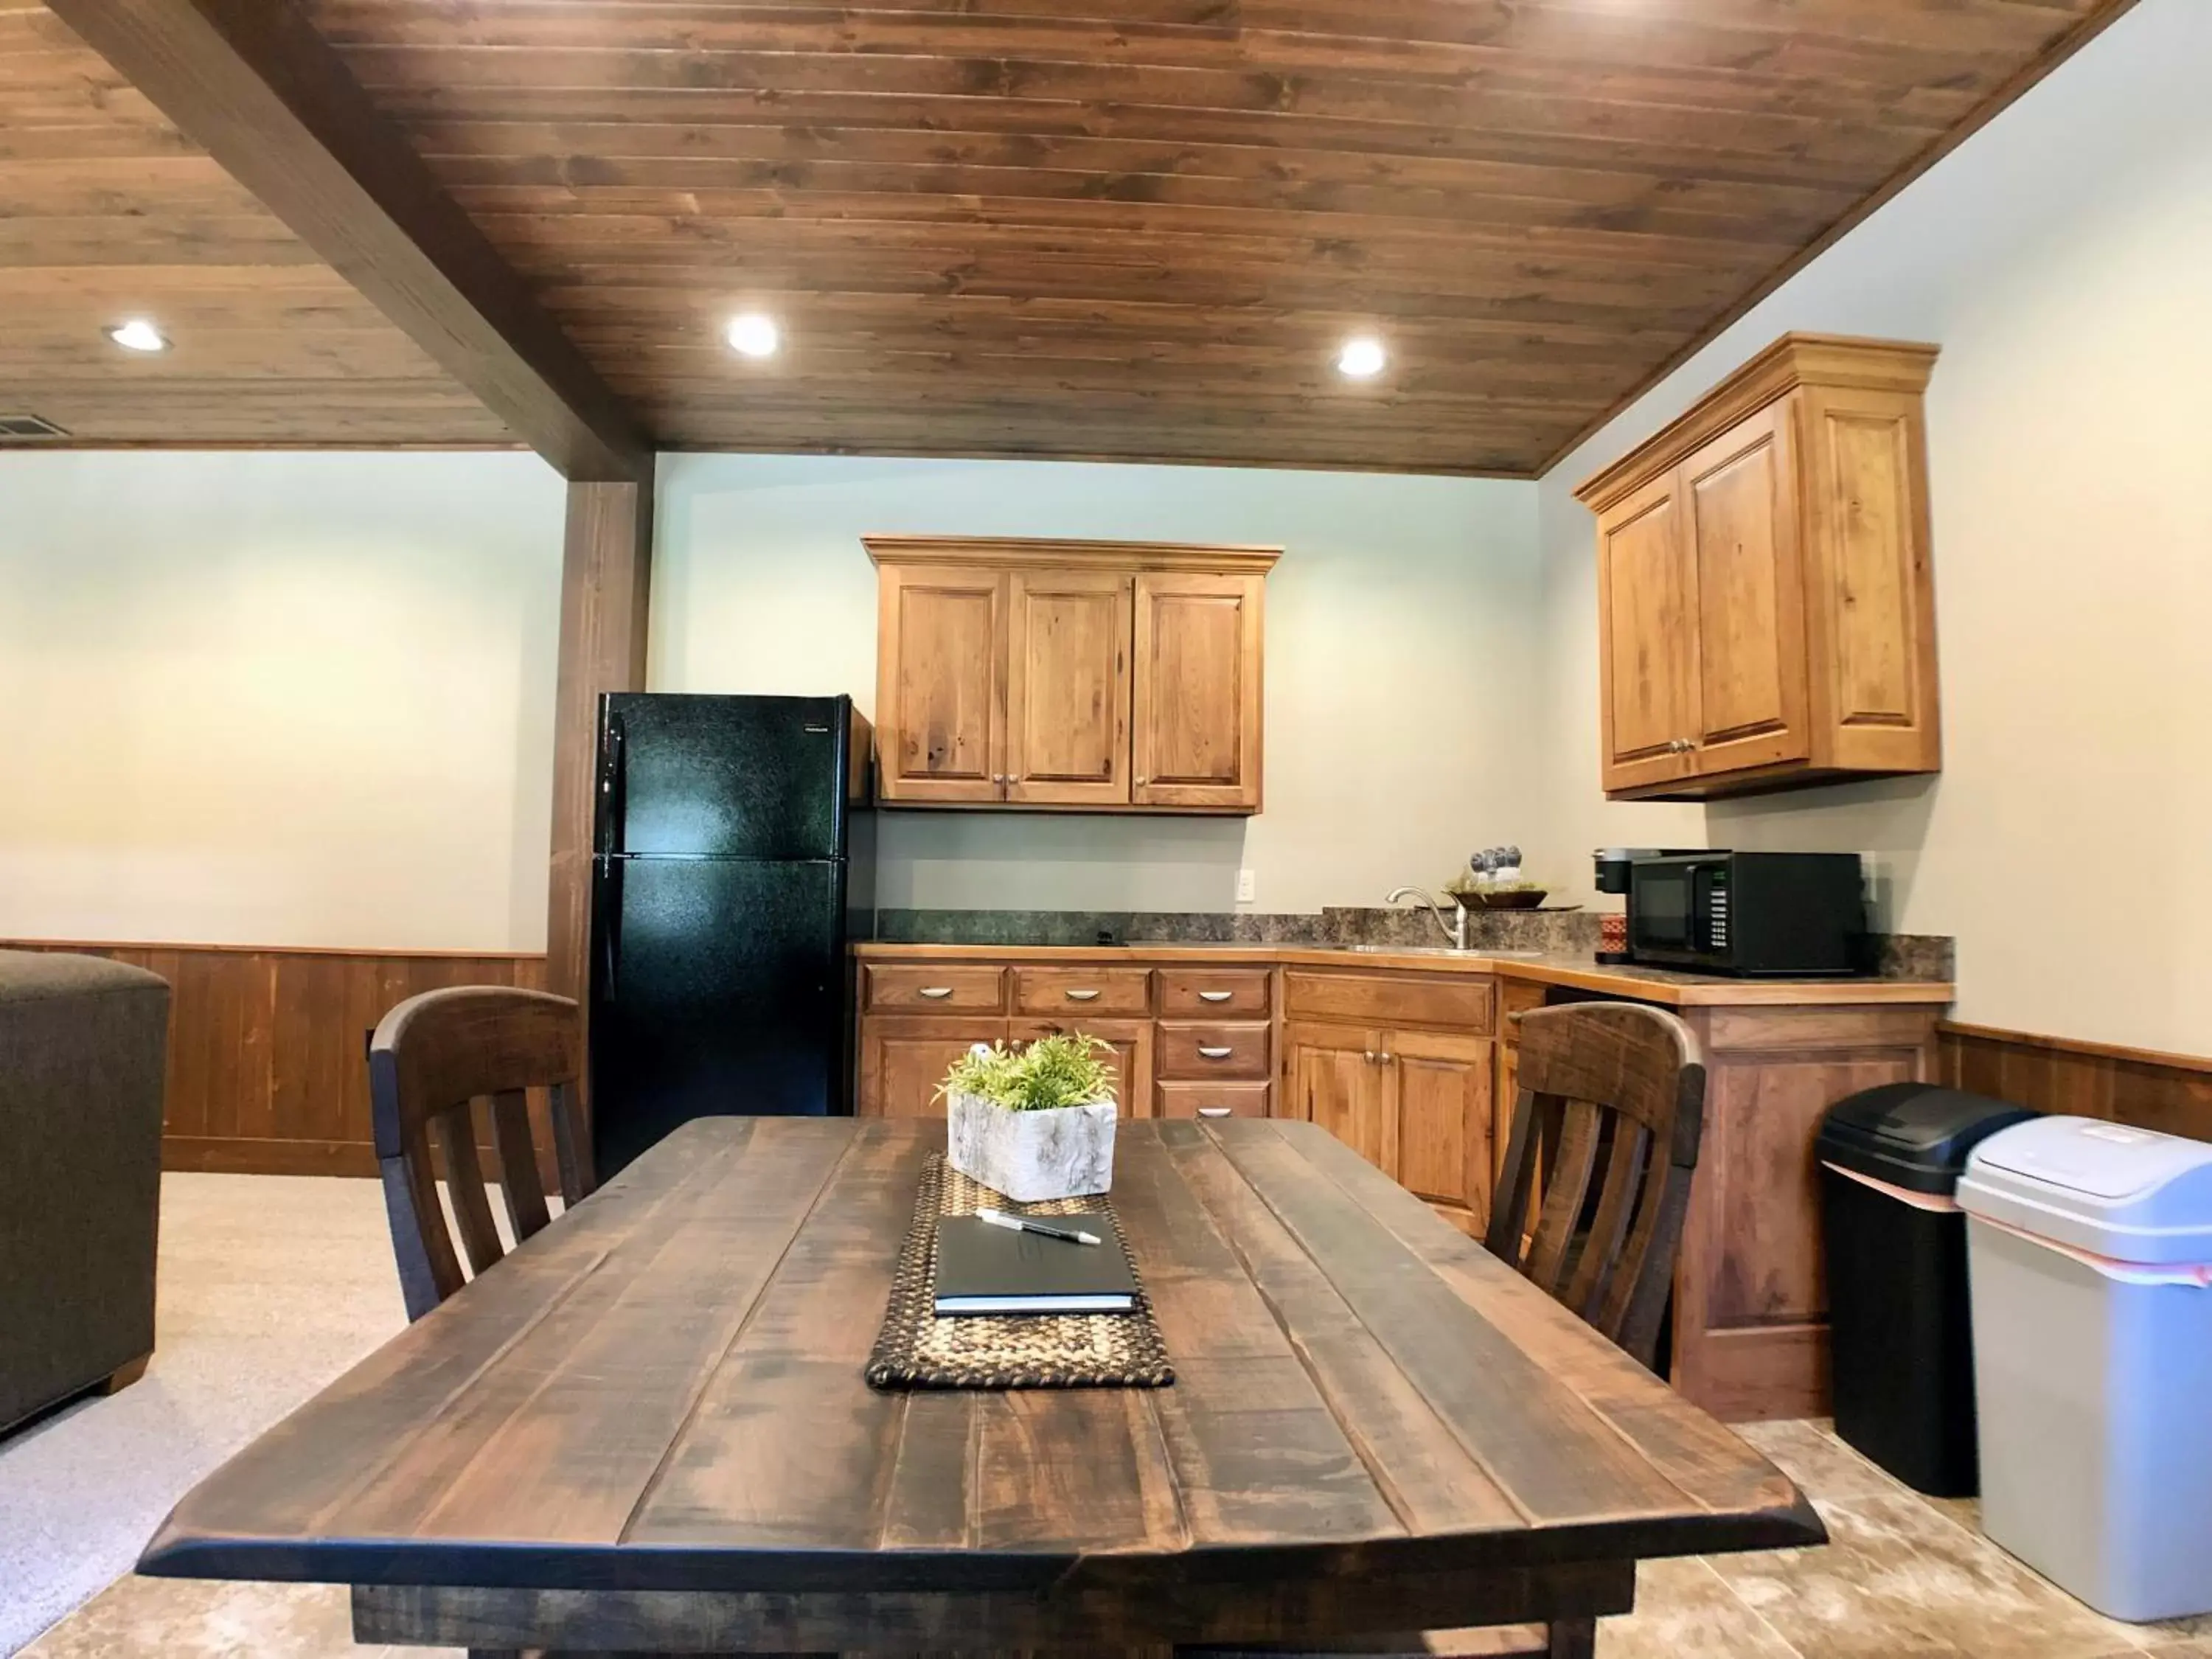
[1960,1116,2212,1265]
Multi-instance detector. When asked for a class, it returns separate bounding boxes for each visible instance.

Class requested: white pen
[975,1206,1101,1247]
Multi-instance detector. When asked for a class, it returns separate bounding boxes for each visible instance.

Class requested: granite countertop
[852,940,1954,1009]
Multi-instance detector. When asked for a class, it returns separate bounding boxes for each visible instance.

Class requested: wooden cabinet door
[1596,469,1699,793]
[1284,1020,1391,1174]
[858,1016,1007,1118]
[1798,383,1941,776]
[876,566,1006,803]
[1131,573,1263,812]
[1388,1029,1495,1237]
[1005,571,1132,807]
[1682,400,1809,775]
[1012,1017,1153,1121]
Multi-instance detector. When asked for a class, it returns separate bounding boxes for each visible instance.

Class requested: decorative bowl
[1448,886,1548,911]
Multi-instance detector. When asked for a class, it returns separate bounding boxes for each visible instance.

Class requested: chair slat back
[1484,1003,1705,1370]
[368,987,593,1321]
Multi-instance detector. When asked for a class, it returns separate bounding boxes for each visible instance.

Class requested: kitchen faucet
[1386,885,1469,950]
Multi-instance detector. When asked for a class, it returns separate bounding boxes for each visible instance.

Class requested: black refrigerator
[588,692,874,1178]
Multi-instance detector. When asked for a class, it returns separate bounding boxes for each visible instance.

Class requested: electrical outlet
[1237,869,1257,904]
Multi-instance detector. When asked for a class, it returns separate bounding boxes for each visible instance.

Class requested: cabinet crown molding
[1573,333,1939,514]
[864,534,1282,576]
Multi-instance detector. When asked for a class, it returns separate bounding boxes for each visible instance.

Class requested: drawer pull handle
[1197,990,1234,1004]
[917,987,954,1000]
[1198,1045,1234,1060]
[1197,1107,1234,1119]
[1063,988,1100,1001]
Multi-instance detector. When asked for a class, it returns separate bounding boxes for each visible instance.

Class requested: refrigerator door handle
[598,860,624,1004]
[598,713,627,857]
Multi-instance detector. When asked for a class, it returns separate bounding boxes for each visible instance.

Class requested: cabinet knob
[1363,1050,1377,1063]
[1063,988,1100,1002]
[1380,1051,1394,1064]
[1198,1045,1234,1060]
[1197,990,1234,1004]
[918,987,953,1000]
[1197,1107,1234,1119]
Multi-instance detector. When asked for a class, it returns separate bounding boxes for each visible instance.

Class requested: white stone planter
[945,1093,1117,1203]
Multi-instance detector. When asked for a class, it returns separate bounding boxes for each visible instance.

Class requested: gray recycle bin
[1958,1116,2212,1622]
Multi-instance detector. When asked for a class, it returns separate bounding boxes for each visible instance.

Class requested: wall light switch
[1237,869,1257,904]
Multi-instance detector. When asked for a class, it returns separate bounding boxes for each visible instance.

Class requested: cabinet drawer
[1157,1082,1271,1121]
[1282,970,1495,1034]
[1157,967,1272,1018]
[1012,965,1152,1017]
[863,964,1006,1013]
[1157,1020,1271,1080]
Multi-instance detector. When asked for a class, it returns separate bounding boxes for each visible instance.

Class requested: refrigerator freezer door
[600,693,851,860]
[591,855,848,1178]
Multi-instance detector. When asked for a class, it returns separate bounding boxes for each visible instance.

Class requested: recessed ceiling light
[1338,335,1386,379]
[725,313,780,358]
[106,319,171,353]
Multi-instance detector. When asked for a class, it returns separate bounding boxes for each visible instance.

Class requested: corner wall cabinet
[1576,334,1942,801]
[867,535,1277,813]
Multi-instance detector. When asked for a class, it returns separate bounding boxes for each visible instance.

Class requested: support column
[546,469,654,1012]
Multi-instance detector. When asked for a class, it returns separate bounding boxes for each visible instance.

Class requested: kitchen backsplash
[874,908,1955,981]
[875,905,1599,949]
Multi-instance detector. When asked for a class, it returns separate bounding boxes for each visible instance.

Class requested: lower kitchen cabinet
[1285,1020,1391,1171]
[1283,1019,1495,1237]
[1013,1016,1154,1119]
[858,1016,1006,1119]
[854,946,1954,1421]
[1390,1028,1495,1236]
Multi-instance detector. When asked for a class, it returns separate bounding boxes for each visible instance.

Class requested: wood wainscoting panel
[1941,1021,2212,1144]
[3,940,545,1176]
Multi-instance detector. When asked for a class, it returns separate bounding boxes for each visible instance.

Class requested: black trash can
[1817,1082,2036,1497]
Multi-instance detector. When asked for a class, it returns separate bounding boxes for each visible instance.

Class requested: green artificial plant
[936,1032,1118,1111]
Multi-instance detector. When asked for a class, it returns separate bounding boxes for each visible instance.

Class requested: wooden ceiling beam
[43,0,649,481]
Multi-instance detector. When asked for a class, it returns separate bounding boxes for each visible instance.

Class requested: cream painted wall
[0,451,567,952]
[654,455,1541,913]
[1534,0,2212,1054]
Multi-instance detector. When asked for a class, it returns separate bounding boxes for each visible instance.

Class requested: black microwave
[1627,852,1868,977]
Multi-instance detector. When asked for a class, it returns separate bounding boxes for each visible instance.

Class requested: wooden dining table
[139,1116,1822,1658]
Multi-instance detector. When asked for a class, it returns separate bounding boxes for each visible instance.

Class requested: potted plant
[939,1032,1119,1203]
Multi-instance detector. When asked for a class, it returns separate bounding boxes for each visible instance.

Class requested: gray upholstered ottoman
[0,950,170,1433]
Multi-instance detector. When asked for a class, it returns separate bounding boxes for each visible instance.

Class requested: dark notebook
[933,1216,1138,1315]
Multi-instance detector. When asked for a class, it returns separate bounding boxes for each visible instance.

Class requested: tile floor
[10,1178,2210,1658]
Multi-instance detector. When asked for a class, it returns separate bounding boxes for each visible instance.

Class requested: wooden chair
[368,986,594,1322]
[1486,1001,1707,1372]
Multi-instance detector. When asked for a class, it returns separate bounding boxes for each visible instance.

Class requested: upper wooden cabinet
[1577,334,1941,801]
[867,536,1277,813]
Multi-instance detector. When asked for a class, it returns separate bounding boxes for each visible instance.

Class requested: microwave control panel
[1708,870,1730,951]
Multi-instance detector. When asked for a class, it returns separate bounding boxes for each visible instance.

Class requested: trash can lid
[1959,1116,2212,1265]
[1815,1082,2037,1195]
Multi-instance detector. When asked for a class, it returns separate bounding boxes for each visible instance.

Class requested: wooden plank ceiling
[10,0,2129,473]
[0,0,512,446]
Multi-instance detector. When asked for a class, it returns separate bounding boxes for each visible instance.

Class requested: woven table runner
[864,1154,1174,1391]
